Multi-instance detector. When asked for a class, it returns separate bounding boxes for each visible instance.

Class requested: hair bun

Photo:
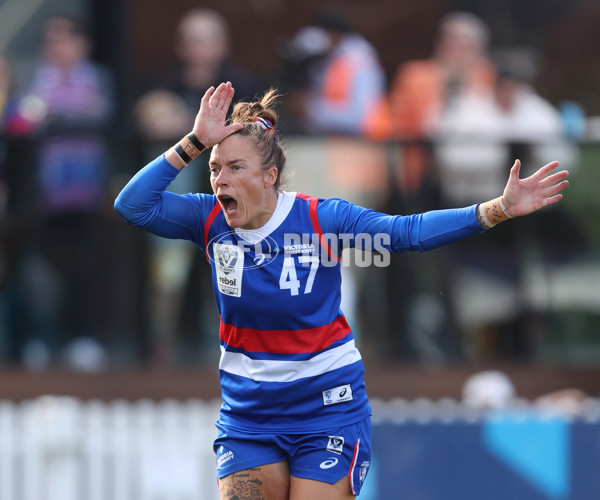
[231,88,279,128]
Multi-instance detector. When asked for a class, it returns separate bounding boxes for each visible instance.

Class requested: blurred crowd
[0,7,591,371]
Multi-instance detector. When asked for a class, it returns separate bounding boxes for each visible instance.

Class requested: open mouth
[219,194,238,215]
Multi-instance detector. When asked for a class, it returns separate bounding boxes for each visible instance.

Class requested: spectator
[132,8,262,364]
[372,13,495,363]
[431,69,564,145]
[19,15,114,370]
[430,64,578,361]
[161,8,262,115]
[0,50,48,364]
[287,9,390,138]
[430,68,565,207]
[389,12,496,195]
[134,9,262,148]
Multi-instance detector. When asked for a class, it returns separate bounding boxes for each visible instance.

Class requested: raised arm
[114,82,243,239]
[476,159,569,228]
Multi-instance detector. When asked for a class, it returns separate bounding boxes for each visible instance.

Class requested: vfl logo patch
[213,243,244,297]
[322,384,353,406]
[326,436,344,455]
[217,245,238,275]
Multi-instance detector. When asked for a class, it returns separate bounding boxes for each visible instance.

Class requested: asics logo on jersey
[322,384,353,406]
[253,254,268,266]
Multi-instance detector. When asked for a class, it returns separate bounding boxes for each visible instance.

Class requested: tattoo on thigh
[220,467,265,500]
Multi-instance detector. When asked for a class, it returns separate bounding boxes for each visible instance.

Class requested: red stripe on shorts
[348,438,360,495]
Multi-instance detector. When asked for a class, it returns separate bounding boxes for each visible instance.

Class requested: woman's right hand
[192,81,243,147]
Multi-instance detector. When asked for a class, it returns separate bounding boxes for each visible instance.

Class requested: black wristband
[174,143,191,164]
[187,132,207,152]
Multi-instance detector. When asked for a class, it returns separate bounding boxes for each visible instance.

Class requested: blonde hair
[230,89,288,189]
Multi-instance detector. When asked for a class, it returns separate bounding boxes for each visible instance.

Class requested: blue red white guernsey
[114,154,486,433]
[206,189,370,432]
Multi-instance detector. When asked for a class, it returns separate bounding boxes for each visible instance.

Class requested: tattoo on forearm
[477,197,510,229]
[180,140,202,161]
[183,140,202,159]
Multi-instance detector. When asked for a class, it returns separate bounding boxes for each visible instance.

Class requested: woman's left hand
[502,159,570,217]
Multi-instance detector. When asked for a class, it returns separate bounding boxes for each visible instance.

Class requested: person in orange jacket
[389,12,496,194]
[290,10,391,139]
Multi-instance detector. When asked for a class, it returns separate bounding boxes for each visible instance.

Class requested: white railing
[2,395,599,500]
[0,397,222,500]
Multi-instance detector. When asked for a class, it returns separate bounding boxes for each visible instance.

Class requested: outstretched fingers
[543,179,569,198]
[542,193,564,208]
[530,160,561,182]
[539,169,570,189]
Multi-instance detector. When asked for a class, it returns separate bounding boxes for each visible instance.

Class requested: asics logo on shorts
[319,457,339,469]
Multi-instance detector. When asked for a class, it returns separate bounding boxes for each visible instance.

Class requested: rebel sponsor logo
[219,275,237,286]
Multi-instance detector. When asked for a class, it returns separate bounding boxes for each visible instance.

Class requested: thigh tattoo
[219,467,265,500]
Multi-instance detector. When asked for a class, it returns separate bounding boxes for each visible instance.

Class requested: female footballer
[115,82,569,499]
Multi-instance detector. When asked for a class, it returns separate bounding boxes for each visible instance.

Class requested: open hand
[502,159,569,217]
[192,82,244,147]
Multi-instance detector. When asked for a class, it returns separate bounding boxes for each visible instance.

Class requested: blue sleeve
[316,198,486,253]
[114,154,214,243]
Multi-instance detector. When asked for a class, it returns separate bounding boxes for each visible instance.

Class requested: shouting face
[209,134,278,230]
